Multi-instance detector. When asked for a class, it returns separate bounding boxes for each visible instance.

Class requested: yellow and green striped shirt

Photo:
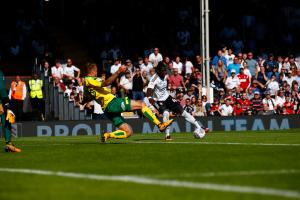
[84,76,115,109]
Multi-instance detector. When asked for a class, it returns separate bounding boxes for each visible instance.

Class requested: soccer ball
[193,128,205,139]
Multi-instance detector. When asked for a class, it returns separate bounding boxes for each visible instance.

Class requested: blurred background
[0,0,299,75]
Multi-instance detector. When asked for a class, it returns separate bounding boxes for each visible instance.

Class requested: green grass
[0,129,300,200]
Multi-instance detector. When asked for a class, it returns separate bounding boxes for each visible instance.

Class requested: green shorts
[105,97,131,127]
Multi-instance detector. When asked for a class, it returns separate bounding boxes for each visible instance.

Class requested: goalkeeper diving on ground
[83,63,173,142]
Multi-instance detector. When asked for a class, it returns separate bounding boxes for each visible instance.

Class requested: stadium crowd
[34,46,300,120]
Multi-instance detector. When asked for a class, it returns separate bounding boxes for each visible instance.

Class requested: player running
[144,62,209,140]
[83,63,173,142]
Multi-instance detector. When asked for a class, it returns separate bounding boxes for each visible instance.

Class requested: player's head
[156,61,167,78]
[86,63,98,76]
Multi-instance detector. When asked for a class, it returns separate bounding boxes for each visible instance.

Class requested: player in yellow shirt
[83,63,173,142]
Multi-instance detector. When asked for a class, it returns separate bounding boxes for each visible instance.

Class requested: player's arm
[102,65,126,87]
[144,77,157,112]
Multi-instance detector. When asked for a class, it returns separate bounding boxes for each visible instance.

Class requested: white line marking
[153,169,300,178]
[0,168,299,199]
[133,141,300,146]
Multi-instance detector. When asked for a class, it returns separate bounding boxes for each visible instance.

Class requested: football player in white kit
[144,62,209,140]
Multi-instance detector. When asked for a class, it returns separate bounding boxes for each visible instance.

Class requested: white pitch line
[152,169,300,178]
[0,168,300,199]
[133,141,300,146]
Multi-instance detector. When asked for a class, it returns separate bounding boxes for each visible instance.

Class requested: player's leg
[102,123,133,142]
[130,99,173,132]
[2,109,21,152]
[166,96,208,135]
[101,110,131,142]
[162,110,172,141]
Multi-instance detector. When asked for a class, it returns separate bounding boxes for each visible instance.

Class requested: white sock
[163,111,171,137]
[182,110,201,129]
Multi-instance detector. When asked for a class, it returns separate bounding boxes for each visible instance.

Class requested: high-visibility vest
[10,81,25,100]
[29,79,43,99]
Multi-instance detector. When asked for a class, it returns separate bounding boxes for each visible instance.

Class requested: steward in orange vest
[9,76,27,121]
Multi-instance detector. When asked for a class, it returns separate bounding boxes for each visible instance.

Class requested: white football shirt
[147,74,169,101]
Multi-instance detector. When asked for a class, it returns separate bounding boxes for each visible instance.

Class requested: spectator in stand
[8,76,27,121]
[119,70,133,98]
[256,65,269,87]
[168,68,185,91]
[233,102,244,116]
[136,57,144,69]
[224,48,235,67]
[172,56,183,74]
[266,74,280,96]
[194,55,203,73]
[190,68,202,88]
[110,58,121,74]
[213,59,227,89]
[210,99,220,116]
[247,86,255,100]
[191,96,197,107]
[202,95,211,115]
[262,91,277,115]
[225,89,236,105]
[241,53,248,66]
[233,87,242,102]
[275,90,286,112]
[212,50,227,67]
[288,55,299,69]
[283,95,295,115]
[263,54,277,73]
[267,65,280,81]
[291,80,299,93]
[125,59,135,76]
[111,86,118,97]
[148,47,163,67]
[277,56,284,72]
[141,56,153,74]
[238,92,251,115]
[184,73,192,89]
[132,67,146,100]
[251,91,263,115]
[183,88,195,101]
[41,61,51,82]
[142,70,150,93]
[216,88,226,105]
[227,57,241,76]
[51,59,64,86]
[225,69,240,92]
[183,57,194,76]
[237,66,250,92]
[218,98,233,116]
[283,70,296,87]
[194,98,205,116]
[246,52,258,76]
[163,56,171,67]
[63,58,81,83]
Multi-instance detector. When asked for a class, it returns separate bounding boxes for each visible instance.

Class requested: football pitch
[1,129,300,200]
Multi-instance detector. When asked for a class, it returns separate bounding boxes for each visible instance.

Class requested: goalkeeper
[83,63,173,142]
[0,69,21,152]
